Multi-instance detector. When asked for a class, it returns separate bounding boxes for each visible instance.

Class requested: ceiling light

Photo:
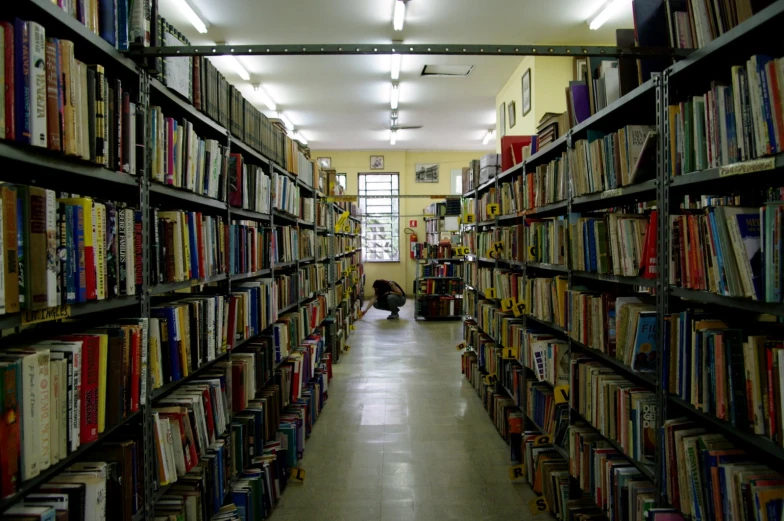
[390,129,398,145]
[482,129,496,145]
[587,0,624,30]
[393,0,406,31]
[288,130,308,145]
[224,55,250,80]
[391,53,402,80]
[278,112,294,131]
[253,84,277,111]
[171,0,209,33]
[390,84,399,110]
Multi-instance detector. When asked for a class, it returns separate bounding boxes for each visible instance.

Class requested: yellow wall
[311,150,484,297]
[494,56,574,151]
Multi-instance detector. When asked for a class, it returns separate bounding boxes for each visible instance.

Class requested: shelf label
[487,203,500,217]
[484,288,497,299]
[601,188,623,199]
[484,373,498,385]
[455,246,470,256]
[719,157,775,177]
[533,435,551,446]
[289,467,306,482]
[334,211,350,232]
[327,195,358,202]
[350,324,356,331]
[456,341,467,350]
[509,463,526,480]
[463,213,476,224]
[512,300,526,317]
[554,385,570,404]
[528,245,538,261]
[528,497,549,515]
[343,225,351,232]
[501,298,515,312]
[22,305,71,326]
[502,347,517,360]
[345,345,351,352]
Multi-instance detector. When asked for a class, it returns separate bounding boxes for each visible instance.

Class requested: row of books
[570,126,657,196]
[661,416,783,521]
[568,424,656,521]
[416,279,462,295]
[151,209,226,285]
[273,172,300,217]
[228,154,271,214]
[570,356,657,467]
[669,204,766,301]
[665,0,777,49]
[0,21,144,174]
[298,264,327,300]
[528,218,568,266]
[527,382,559,436]
[0,319,147,491]
[522,154,568,210]
[522,429,570,519]
[524,331,569,388]
[298,229,315,260]
[271,226,300,265]
[149,106,229,200]
[665,312,784,446]
[570,211,656,278]
[300,197,314,225]
[415,296,463,318]
[4,440,145,520]
[273,275,297,314]
[420,263,462,277]
[228,220,271,276]
[668,54,784,177]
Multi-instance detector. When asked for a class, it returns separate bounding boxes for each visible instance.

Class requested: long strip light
[172,0,209,33]
[278,112,294,131]
[290,131,308,145]
[482,129,496,145]
[390,129,398,145]
[225,56,250,80]
[587,0,623,30]
[253,84,277,111]
[393,0,406,31]
[390,84,399,110]
[391,53,402,80]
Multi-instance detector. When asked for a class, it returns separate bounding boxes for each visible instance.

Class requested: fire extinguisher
[406,228,417,259]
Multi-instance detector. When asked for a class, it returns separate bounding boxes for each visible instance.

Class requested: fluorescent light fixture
[390,84,399,110]
[391,53,402,80]
[225,55,250,80]
[294,132,308,145]
[278,112,294,131]
[393,0,406,31]
[587,0,623,30]
[390,129,398,145]
[482,129,496,145]
[253,84,277,111]
[172,0,209,33]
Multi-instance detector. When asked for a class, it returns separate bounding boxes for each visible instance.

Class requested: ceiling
[158,0,634,150]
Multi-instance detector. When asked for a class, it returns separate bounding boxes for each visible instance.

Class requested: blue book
[630,311,657,372]
[187,213,198,279]
[152,306,182,381]
[754,55,777,155]
[14,19,30,145]
[117,0,128,50]
[708,209,728,296]
[229,224,235,274]
[587,219,597,272]
[231,488,250,521]
[65,204,77,304]
[707,333,716,416]
[73,204,86,303]
[98,0,117,47]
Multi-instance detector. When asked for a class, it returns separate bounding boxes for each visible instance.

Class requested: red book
[0,22,14,140]
[642,210,658,279]
[199,386,215,441]
[61,334,99,443]
[128,326,140,412]
[0,360,21,497]
[196,212,205,278]
[500,135,534,171]
[44,39,62,152]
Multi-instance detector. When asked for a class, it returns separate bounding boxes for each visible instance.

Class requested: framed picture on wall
[522,68,532,117]
[370,155,384,169]
[508,101,516,128]
[317,157,331,168]
[499,102,506,138]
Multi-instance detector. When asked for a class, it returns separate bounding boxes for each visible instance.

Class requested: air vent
[421,65,474,77]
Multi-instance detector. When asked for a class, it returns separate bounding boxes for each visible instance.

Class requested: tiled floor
[273,304,536,521]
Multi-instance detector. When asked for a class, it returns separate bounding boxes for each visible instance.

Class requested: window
[359,173,399,262]
[336,173,347,192]
[450,169,463,195]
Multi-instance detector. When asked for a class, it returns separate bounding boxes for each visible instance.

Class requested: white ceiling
[159,0,634,150]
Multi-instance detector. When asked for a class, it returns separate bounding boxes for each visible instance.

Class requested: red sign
[409,220,418,227]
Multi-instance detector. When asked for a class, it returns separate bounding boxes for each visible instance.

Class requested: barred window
[359,173,399,262]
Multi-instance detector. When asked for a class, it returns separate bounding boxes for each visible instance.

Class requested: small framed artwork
[317,157,331,169]
[522,68,532,117]
[499,102,507,138]
[508,101,516,129]
[370,155,384,169]
[574,58,588,83]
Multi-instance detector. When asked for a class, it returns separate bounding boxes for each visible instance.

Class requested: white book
[45,189,57,307]
[12,351,41,479]
[50,472,106,521]
[152,412,172,485]
[166,417,186,477]
[206,297,216,361]
[125,208,135,295]
[35,341,82,452]
[149,317,163,389]
[139,317,148,406]
[29,22,47,148]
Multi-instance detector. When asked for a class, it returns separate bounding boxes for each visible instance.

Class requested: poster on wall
[415,163,439,183]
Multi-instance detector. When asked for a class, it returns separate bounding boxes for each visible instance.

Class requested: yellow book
[150,317,162,390]
[181,214,192,280]
[96,333,108,433]
[176,305,189,377]
[94,203,106,300]
[554,276,568,327]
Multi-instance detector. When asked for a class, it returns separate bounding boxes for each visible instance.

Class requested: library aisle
[274,305,535,521]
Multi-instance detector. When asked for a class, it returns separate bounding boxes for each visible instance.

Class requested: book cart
[461,3,784,519]
[0,0,364,517]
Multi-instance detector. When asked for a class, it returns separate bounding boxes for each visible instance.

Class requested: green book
[693,96,708,171]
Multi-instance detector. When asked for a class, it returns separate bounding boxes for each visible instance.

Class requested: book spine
[74,204,86,303]
[81,340,99,443]
[98,0,117,47]
[2,23,14,140]
[27,187,47,309]
[19,354,39,479]
[35,351,50,471]
[44,38,62,152]
[58,40,76,156]
[0,363,20,497]
[125,208,135,296]
[29,22,46,148]
[134,211,142,294]
[14,19,30,145]
[45,190,57,308]
[56,202,66,306]
[105,202,118,298]
[95,203,106,300]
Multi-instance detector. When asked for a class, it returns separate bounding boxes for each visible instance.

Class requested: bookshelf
[0,3,364,519]
[460,3,784,520]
